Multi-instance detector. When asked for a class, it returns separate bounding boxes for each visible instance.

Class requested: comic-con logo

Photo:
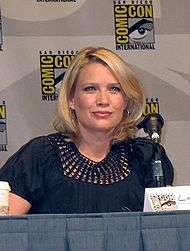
[113,0,155,50]
[0,101,8,151]
[39,50,77,101]
[143,98,159,116]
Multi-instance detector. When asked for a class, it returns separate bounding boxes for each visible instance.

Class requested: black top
[0,133,174,214]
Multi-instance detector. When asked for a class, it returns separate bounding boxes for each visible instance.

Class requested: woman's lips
[92,111,112,118]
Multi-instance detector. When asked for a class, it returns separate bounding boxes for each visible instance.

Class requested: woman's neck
[75,129,113,162]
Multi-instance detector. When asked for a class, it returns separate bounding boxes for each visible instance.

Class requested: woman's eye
[110,86,121,93]
[84,86,96,92]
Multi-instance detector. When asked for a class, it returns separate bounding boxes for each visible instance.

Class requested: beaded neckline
[48,134,130,185]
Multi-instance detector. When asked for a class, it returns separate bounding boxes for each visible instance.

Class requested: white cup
[0,181,11,216]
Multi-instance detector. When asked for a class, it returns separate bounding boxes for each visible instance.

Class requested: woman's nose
[96,91,109,106]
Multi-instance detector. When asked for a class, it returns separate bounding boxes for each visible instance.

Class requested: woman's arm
[9,193,31,215]
[0,137,49,215]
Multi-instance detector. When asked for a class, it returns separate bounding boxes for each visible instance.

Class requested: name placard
[143,186,190,212]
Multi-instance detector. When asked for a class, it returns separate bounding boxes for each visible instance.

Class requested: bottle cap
[0,181,11,191]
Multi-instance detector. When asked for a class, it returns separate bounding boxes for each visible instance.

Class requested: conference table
[0,210,190,251]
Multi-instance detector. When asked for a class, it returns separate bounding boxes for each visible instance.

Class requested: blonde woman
[0,47,173,215]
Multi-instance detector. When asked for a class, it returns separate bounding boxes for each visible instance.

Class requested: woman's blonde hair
[53,46,145,141]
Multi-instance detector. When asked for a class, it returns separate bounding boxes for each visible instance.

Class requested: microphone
[137,113,165,187]
[137,113,164,143]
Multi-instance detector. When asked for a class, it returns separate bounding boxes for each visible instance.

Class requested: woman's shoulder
[121,136,170,165]
[122,137,155,162]
[127,136,153,147]
[127,137,168,155]
[125,137,174,185]
[14,132,67,151]
[1,133,63,168]
[12,133,56,155]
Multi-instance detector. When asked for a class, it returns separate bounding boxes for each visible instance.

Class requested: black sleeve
[129,137,174,188]
[0,136,48,204]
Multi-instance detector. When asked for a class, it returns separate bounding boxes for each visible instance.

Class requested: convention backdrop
[0,0,189,185]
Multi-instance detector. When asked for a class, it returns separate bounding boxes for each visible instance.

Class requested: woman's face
[70,63,127,134]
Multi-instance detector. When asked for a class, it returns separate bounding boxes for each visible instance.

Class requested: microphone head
[137,113,164,142]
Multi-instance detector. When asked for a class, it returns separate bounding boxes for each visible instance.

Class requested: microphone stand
[137,113,166,187]
[151,134,166,187]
